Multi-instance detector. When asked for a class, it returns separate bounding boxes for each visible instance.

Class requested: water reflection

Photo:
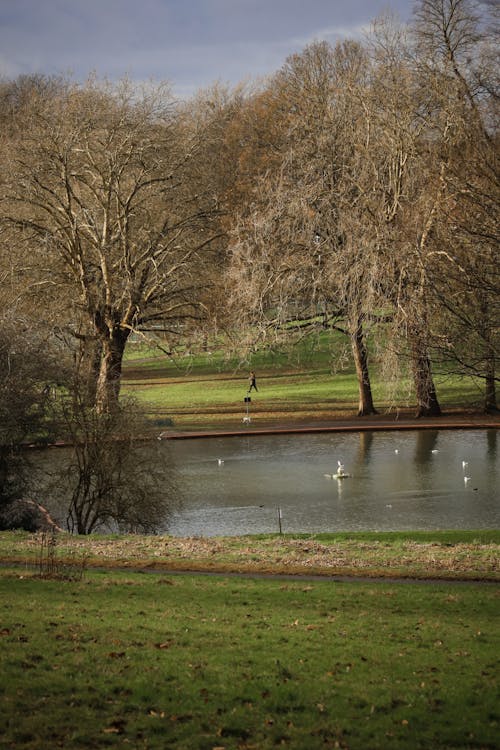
[487,429,497,460]
[414,430,439,465]
[34,429,499,537]
[355,431,373,464]
[166,429,499,536]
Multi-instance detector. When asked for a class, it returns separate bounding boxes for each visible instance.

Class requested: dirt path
[95,564,499,586]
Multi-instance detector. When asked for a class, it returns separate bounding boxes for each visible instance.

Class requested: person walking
[248,371,258,392]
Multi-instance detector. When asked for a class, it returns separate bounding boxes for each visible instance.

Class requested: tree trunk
[95,327,129,413]
[76,336,103,406]
[351,319,378,416]
[484,351,497,413]
[410,331,441,418]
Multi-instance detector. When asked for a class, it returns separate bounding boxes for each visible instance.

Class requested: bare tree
[411,0,499,411]
[228,41,381,415]
[0,77,227,412]
[51,390,180,534]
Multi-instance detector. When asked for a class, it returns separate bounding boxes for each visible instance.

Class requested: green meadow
[121,335,485,427]
[0,567,498,750]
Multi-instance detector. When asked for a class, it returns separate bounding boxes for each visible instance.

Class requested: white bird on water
[334,460,351,479]
[324,460,351,480]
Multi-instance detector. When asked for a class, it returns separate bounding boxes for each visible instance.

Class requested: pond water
[166,429,499,536]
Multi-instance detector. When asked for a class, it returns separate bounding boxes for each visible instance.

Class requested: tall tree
[411,0,499,411]
[1,77,227,412]
[228,41,381,415]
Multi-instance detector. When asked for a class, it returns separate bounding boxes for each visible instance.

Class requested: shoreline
[159,411,500,439]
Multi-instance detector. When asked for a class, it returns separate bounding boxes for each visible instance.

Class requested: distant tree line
[0,0,497,531]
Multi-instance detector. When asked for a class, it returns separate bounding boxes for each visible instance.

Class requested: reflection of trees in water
[486,429,497,462]
[355,432,374,466]
[33,430,499,535]
[414,430,439,465]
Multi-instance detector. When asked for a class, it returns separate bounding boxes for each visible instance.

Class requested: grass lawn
[1,567,499,750]
[121,337,486,428]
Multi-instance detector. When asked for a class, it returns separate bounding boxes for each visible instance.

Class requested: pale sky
[1,0,418,97]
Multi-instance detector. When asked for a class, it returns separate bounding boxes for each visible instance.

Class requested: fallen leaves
[154,640,174,649]
[103,719,126,734]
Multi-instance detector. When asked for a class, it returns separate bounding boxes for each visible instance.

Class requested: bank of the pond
[1,530,499,582]
[158,411,499,439]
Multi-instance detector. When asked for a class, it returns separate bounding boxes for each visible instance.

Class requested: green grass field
[121,336,486,427]
[0,567,498,750]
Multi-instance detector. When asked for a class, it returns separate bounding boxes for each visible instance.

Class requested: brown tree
[47,389,181,535]
[1,77,227,412]
[227,41,381,415]
[411,0,499,412]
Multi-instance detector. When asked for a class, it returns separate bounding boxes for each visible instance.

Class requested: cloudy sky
[1,0,417,97]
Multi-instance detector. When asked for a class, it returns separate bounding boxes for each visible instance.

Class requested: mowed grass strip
[0,569,498,750]
[125,371,358,408]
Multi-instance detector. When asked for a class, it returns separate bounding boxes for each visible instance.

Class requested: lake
[165,429,499,536]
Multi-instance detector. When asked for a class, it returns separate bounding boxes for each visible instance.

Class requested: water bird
[394,449,399,454]
[431,449,439,454]
[217,459,224,466]
[324,461,351,480]
[333,460,351,479]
